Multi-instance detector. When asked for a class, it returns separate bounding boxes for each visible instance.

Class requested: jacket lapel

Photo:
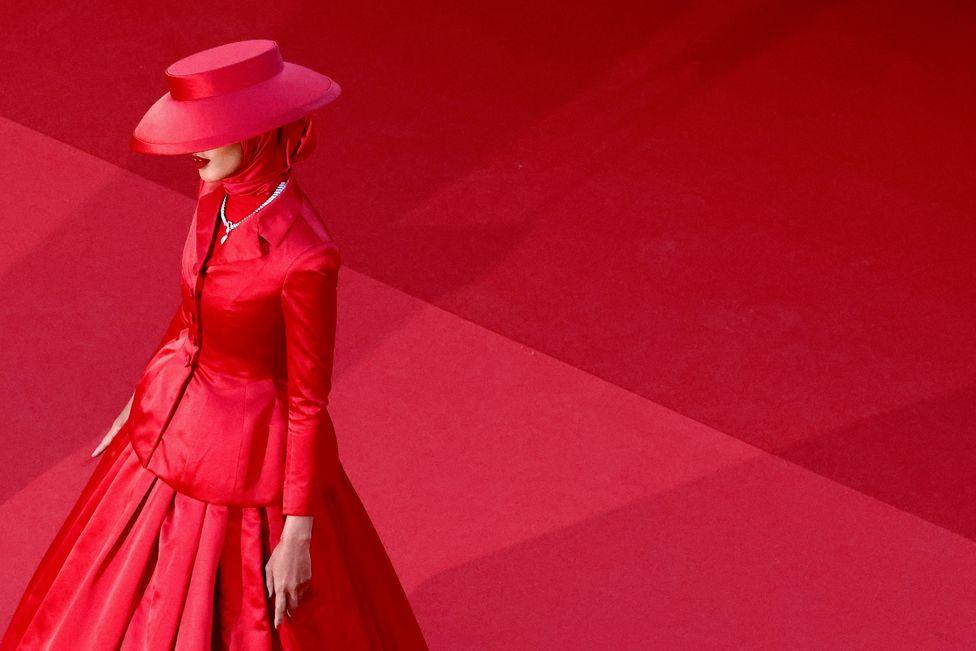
[193,179,303,270]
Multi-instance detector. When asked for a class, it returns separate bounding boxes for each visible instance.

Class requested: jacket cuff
[281,409,340,515]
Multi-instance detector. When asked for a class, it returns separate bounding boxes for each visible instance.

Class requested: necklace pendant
[217,180,287,247]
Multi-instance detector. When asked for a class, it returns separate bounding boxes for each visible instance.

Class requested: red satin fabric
[0,421,428,649]
[0,134,428,648]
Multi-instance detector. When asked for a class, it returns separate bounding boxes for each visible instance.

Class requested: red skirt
[0,423,428,650]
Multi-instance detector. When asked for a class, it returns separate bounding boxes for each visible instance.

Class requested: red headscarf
[218,114,317,197]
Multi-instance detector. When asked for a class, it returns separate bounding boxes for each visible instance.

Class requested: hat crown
[165,40,284,101]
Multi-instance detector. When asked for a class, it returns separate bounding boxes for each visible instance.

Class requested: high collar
[194,175,304,266]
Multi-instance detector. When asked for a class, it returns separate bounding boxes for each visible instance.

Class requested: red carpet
[1,1,974,647]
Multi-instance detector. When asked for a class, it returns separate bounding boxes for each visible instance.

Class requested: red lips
[191,155,210,169]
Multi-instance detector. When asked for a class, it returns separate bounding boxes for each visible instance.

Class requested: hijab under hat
[218,114,317,197]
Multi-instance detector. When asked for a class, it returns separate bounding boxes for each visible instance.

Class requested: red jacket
[128,176,340,516]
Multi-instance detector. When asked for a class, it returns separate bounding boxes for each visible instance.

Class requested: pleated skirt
[0,422,428,650]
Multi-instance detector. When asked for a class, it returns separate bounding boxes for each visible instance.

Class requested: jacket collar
[193,175,303,266]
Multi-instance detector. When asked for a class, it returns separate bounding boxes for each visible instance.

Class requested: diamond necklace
[218,180,288,245]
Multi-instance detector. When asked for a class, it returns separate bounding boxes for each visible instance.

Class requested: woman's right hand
[91,392,135,457]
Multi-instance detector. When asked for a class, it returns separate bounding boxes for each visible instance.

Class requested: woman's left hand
[265,515,314,628]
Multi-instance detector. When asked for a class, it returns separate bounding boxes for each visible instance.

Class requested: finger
[265,564,274,598]
[91,437,108,457]
[287,588,300,612]
[92,430,115,457]
[275,591,286,628]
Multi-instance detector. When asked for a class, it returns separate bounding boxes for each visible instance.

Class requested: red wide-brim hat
[131,39,341,155]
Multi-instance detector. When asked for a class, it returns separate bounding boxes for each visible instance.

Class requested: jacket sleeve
[279,243,342,516]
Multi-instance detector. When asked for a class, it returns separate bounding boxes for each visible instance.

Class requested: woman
[0,40,428,650]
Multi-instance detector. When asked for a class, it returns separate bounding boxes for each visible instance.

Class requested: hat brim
[131,62,341,155]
